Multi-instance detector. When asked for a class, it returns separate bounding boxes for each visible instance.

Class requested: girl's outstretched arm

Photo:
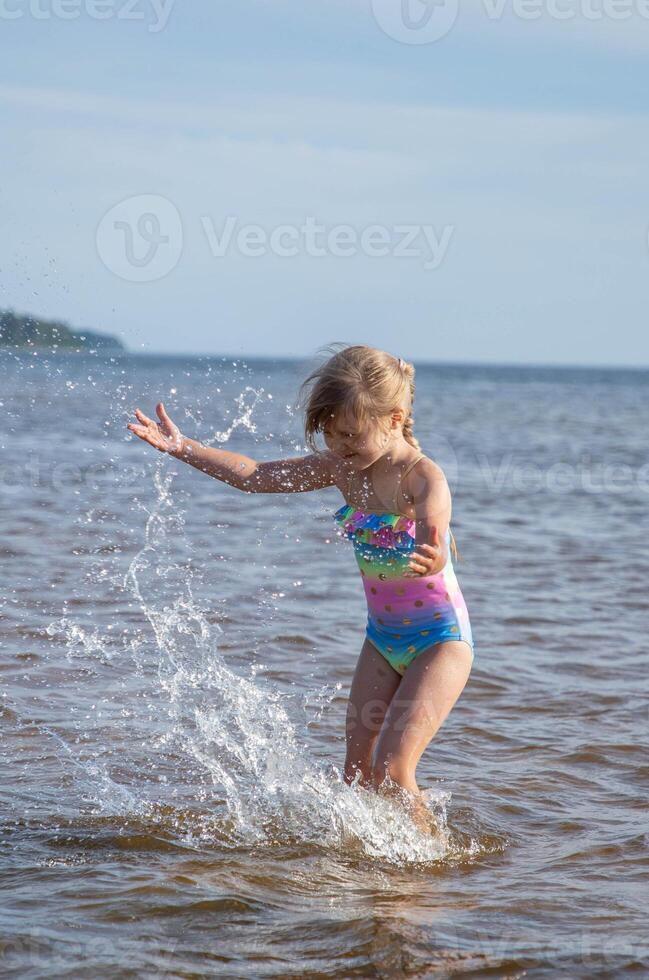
[127,402,337,494]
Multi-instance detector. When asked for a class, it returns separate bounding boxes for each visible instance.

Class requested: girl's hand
[127,402,184,455]
[403,526,445,577]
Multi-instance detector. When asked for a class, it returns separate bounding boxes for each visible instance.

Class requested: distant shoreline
[1,316,646,371]
[0,309,126,352]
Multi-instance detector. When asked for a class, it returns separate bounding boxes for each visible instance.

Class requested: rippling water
[1,350,647,977]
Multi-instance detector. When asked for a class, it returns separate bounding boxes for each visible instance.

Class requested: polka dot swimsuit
[333,456,474,676]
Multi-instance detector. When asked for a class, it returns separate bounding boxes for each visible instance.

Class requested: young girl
[127,344,474,833]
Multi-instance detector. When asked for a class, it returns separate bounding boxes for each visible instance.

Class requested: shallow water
[1,351,647,977]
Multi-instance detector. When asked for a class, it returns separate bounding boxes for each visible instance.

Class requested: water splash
[41,438,474,867]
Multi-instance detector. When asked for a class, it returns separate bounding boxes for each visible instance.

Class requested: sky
[2,0,649,365]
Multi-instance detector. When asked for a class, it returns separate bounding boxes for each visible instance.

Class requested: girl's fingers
[128,424,163,448]
[417,546,441,563]
[128,408,179,454]
[157,402,179,437]
[408,560,428,573]
[412,547,439,562]
[156,402,173,426]
[134,408,155,427]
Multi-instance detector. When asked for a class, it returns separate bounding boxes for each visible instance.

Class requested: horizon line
[3,345,648,372]
[74,348,649,372]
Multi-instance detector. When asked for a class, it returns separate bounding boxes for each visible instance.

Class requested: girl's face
[323,409,395,468]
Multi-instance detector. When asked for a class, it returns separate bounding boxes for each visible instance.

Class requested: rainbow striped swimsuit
[333,504,474,675]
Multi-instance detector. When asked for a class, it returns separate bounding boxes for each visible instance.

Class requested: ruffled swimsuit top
[332,504,452,569]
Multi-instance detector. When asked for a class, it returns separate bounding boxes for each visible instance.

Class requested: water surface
[1,351,647,977]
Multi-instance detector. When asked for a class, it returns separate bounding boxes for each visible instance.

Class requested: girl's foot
[375,775,433,835]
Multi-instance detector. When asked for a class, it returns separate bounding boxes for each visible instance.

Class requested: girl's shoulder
[404,454,448,485]
[326,452,449,487]
[400,454,451,511]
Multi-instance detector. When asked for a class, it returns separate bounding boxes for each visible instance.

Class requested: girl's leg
[370,641,473,826]
[344,638,402,789]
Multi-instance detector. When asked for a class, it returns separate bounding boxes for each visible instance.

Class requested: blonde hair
[298,342,419,452]
[296,342,460,562]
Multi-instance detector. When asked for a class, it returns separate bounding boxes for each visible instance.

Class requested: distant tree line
[0,310,125,351]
